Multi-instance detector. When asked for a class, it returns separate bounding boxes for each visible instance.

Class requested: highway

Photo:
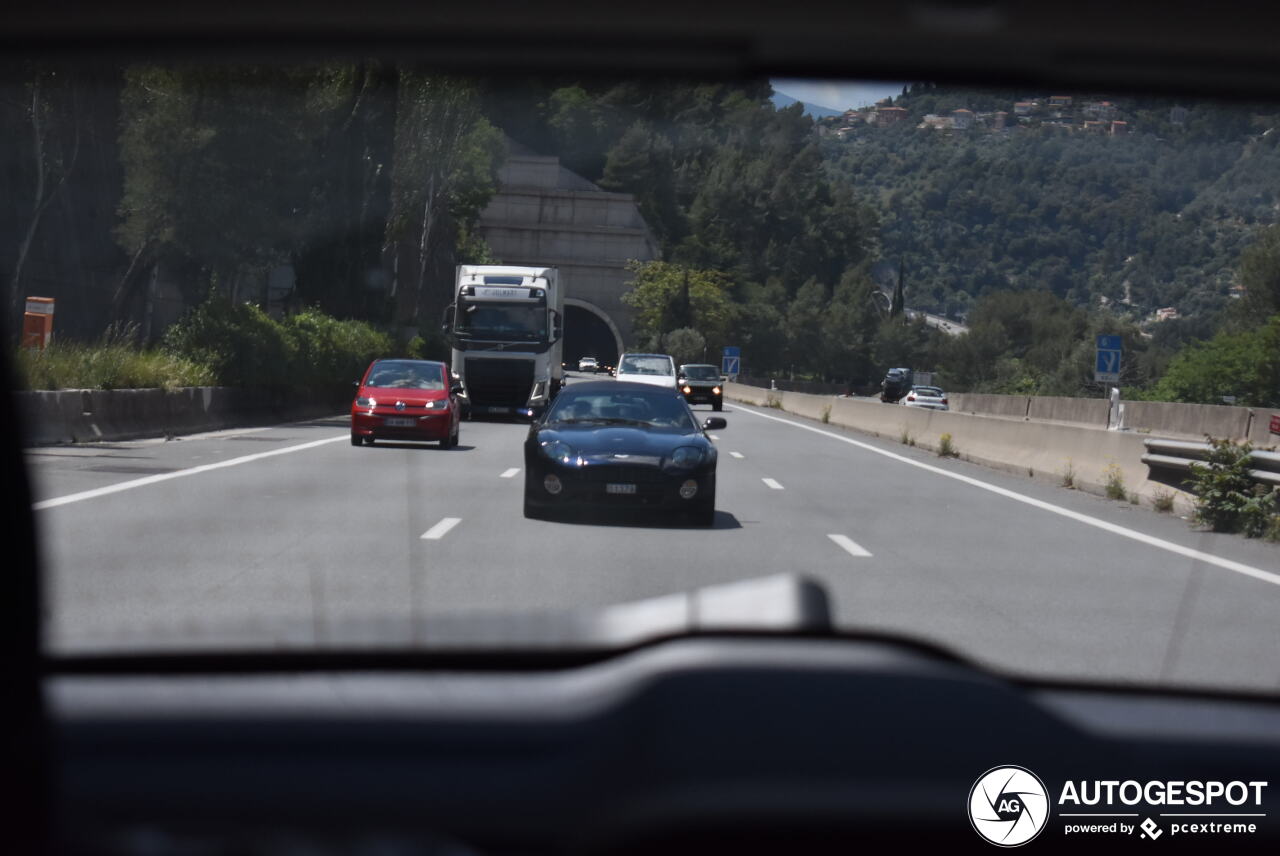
[26,373,1280,693]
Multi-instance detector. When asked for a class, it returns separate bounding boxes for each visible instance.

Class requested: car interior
[6,2,1280,854]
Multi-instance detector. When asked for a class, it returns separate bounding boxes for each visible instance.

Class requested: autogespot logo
[969,766,1051,847]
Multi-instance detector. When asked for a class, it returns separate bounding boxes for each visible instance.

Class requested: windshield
[456,300,546,341]
[365,361,446,390]
[546,389,696,430]
[11,62,1280,699]
[620,356,673,375]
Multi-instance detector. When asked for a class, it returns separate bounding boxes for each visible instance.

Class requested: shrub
[938,433,957,458]
[283,310,392,388]
[821,404,831,424]
[15,323,215,391]
[1151,488,1177,513]
[1060,460,1076,489]
[1103,463,1126,500]
[163,297,298,388]
[1186,437,1280,536]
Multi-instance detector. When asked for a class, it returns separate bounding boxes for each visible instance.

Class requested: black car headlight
[668,446,705,468]
[542,439,578,465]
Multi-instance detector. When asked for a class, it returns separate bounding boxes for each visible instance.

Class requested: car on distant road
[880,367,913,403]
[523,380,725,525]
[678,363,725,410]
[578,356,599,373]
[614,353,678,388]
[350,359,461,448]
[900,385,948,410]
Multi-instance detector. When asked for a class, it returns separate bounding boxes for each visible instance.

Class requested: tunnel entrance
[563,302,621,368]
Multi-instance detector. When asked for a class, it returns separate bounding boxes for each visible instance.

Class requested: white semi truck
[443,265,564,418]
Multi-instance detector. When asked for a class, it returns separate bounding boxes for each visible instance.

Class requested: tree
[1147,315,1280,407]
[1237,224,1280,321]
[662,327,706,365]
[622,261,735,352]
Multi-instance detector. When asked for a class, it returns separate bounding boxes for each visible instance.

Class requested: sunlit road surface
[26,375,1280,693]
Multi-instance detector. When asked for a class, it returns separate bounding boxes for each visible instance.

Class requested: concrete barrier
[16,386,348,447]
[949,393,1029,419]
[1249,409,1280,450]
[726,385,1196,513]
[724,381,771,407]
[1027,396,1110,426]
[1123,400,1252,441]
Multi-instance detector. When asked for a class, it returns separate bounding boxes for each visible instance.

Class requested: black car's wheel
[350,433,362,446]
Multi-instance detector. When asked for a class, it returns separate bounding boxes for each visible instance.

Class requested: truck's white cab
[444,265,563,418]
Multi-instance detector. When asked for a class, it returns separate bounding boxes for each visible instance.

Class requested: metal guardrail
[1141,438,1280,487]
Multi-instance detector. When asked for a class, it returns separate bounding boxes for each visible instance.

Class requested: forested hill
[822,84,1280,322]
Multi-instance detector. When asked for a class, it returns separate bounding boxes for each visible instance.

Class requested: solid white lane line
[828,533,873,558]
[734,405,1280,588]
[33,434,349,511]
[500,468,521,478]
[421,517,462,540]
[729,451,745,459]
[762,478,785,490]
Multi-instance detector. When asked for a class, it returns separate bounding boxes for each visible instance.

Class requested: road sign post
[1095,335,1122,385]
[722,346,740,380]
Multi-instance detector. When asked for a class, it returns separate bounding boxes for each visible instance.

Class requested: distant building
[1013,101,1035,115]
[952,108,974,130]
[1155,307,1179,321]
[1110,120,1128,136]
[875,106,909,127]
[1084,101,1118,121]
[1083,120,1105,133]
[920,114,953,130]
[1170,105,1189,125]
[993,111,1009,130]
[1049,95,1073,107]
[835,127,855,140]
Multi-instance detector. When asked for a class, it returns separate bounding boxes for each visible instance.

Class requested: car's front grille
[578,465,668,484]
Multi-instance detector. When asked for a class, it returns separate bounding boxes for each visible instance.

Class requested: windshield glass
[365,361,446,390]
[546,389,695,430]
[457,300,546,340]
[620,356,673,375]
[11,62,1280,697]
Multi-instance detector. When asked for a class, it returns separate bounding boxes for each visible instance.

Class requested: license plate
[483,406,512,414]
[383,417,416,427]
[606,483,637,495]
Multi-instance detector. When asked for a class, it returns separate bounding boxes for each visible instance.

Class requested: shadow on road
[361,442,476,452]
[535,508,742,531]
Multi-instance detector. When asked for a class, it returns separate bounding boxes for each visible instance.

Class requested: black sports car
[523,380,725,525]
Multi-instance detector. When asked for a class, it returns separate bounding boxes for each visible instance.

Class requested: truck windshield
[456,301,546,341]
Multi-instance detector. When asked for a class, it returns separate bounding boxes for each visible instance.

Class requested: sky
[770,79,909,112]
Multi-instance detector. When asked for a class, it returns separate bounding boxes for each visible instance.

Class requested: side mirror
[352,380,361,388]
[550,309,563,343]
[703,417,727,431]
[441,304,455,334]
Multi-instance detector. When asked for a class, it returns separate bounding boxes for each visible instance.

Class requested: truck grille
[464,358,534,407]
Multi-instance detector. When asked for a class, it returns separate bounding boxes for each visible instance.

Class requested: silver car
[899,385,949,411]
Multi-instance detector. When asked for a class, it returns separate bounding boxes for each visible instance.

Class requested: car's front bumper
[524,459,716,512]
[351,409,452,440]
[680,385,723,405]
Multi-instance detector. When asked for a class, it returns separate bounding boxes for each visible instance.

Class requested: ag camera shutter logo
[969,766,1050,847]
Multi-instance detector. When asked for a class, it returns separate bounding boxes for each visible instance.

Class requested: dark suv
[880,367,913,403]
[678,364,725,411]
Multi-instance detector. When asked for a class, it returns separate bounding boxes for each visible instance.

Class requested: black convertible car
[523,381,725,524]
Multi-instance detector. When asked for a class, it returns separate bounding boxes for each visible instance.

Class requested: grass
[14,326,216,391]
[1060,460,1075,489]
[1103,463,1127,501]
[937,432,958,458]
[821,404,831,424]
[1151,488,1176,513]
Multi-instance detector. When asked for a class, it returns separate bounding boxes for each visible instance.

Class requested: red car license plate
[383,417,416,427]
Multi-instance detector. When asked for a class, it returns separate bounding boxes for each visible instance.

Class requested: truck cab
[444,265,563,418]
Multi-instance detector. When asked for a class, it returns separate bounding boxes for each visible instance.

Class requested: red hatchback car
[350,359,461,448]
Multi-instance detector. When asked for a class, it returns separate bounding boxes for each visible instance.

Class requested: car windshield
[366,361,446,390]
[620,356,673,375]
[546,389,695,430]
[11,59,1280,698]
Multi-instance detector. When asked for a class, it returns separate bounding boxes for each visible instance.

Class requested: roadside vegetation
[1185,438,1280,539]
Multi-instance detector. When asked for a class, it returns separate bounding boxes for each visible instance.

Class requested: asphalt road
[26,373,1280,692]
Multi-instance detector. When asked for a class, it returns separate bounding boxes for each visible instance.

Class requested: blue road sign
[722,346,740,377]
[1095,335,1122,383]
